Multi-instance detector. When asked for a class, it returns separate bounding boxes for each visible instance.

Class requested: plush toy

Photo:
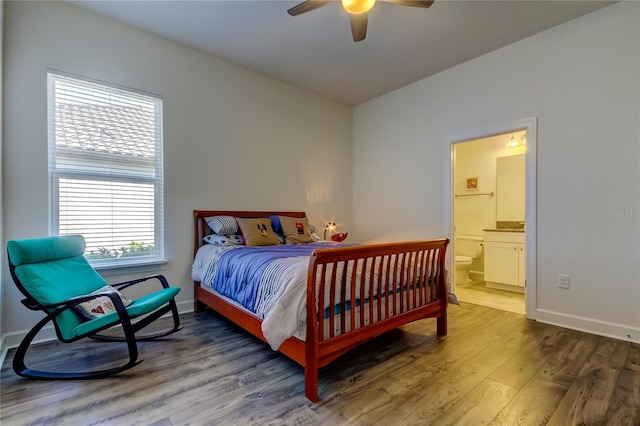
[331,232,348,242]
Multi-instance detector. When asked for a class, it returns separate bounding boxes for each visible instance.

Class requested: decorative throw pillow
[203,234,245,246]
[268,215,282,234]
[268,215,285,244]
[235,217,280,246]
[274,232,285,245]
[205,216,238,235]
[279,216,314,244]
[74,285,134,320]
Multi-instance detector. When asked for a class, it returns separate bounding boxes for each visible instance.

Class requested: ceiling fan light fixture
[342,0,376,14]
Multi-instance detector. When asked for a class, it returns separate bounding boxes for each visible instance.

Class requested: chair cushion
[13,256,109,306]
[72,287,180,338]
[7,235,85,266]
[13,255,112,340]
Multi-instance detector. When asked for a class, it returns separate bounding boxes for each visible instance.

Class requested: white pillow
[203,234,245,246]
[74,285,134,320]
[205,216,238,235]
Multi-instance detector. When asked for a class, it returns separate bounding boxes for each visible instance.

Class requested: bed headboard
[193,210,307,256]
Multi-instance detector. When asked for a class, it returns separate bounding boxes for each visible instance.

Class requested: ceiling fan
[287,0,434,42]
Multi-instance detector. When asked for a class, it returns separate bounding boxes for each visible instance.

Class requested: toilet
[455,236,484,285]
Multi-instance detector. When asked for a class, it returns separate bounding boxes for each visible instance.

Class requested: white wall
[353,2,640,341]
[2,1,352,343]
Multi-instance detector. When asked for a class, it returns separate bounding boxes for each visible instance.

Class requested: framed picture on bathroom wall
[466,177,478,190]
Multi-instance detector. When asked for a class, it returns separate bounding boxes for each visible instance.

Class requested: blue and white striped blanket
[192,242,341,349]
[210,244,324,312]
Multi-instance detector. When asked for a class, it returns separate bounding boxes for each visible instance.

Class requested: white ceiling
[71,0,615,105]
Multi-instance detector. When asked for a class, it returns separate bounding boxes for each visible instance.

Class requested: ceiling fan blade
[287,0,333,16]
[350,13,368,42]
[381,0,434,8]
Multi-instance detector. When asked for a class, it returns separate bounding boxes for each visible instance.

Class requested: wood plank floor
[1,303,639,425]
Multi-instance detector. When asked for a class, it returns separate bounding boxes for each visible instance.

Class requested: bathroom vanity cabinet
[483,231,525,293]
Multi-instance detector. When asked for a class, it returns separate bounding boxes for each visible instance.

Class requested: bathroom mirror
[496,154,525,221]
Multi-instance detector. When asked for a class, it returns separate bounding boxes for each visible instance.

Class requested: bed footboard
[304,239,449,401]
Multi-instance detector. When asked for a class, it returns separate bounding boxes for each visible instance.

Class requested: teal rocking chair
[7,235,181,379]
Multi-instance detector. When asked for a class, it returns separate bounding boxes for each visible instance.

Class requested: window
[48,71,164,268]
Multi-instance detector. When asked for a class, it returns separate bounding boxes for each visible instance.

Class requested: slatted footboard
[303,239,449,401]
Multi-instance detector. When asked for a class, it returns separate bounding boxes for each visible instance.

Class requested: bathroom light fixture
[324,222,337,240]
[506,134,520,148]
[507,132,526,148]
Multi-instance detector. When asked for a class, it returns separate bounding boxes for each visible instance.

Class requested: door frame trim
[446,117,537,319]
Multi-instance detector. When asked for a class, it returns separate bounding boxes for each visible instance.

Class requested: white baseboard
[176,299,194,315]
[3,326,58,351]
[486,281,525,294]
[535,308,640,344]
[0,299,195,364]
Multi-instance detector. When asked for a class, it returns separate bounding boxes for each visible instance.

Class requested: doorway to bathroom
[450,119,536,318]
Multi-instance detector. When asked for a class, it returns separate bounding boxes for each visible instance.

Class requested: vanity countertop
[483,228,525,233]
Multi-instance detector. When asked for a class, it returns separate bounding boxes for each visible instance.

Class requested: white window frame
[47,70,165,269]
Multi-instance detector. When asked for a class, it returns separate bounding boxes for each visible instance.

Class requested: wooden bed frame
[193,210,450,402]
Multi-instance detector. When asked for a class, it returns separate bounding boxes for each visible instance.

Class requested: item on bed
[268,215,283,234]
[323,221,337,240]
[205,215,239,235]
[192,210,449,402]
[330,232,348,242]
[203,233,245,246]
[278,215,314,244]
[235,217,281,246]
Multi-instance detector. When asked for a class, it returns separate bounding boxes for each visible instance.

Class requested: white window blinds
[48,71,164,267]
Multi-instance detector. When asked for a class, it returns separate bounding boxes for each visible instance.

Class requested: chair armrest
[112,274,171,291]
